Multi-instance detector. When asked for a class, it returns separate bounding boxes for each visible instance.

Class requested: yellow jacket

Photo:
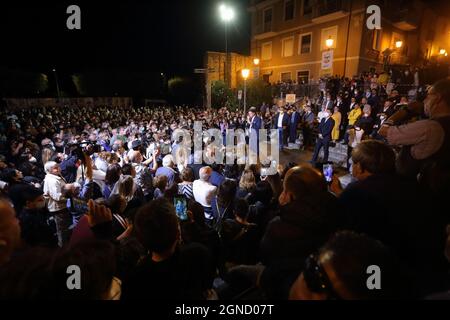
[348,108,362,126]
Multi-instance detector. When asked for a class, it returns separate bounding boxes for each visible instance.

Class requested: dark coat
[260,193,340,265]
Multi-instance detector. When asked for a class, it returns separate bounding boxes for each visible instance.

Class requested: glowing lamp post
[242,68,250,114]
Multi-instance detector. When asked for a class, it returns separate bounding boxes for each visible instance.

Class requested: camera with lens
[67,141,101,161]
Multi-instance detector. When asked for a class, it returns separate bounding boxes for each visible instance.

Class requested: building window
[262,42,272,60]
[285,0,295,21]
[372,29,382,51]
[282,37,294,57]
[297,70,310,84]
[281,72,292,82]
[299,33,312,54]
[303,0,312,16]
[263,8,273,33]
[321,26,337,51]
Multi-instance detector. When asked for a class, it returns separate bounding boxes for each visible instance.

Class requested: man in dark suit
[311,109,335,164]
[273,106,290,151]
[289,106,302,144]
[301,106,315,149]
[247,107,262,159]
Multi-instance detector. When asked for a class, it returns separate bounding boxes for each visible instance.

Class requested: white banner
[321,50,334,70]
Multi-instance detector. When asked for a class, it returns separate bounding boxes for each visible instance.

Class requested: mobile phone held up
[174,196,188,221]
[323,164,333,184]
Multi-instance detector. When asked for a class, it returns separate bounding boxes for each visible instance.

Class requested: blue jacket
[318,117,335,141]
[290,111,301,127]
[249,116,262,132]
[273,113,290,129]
[209,171,225,187]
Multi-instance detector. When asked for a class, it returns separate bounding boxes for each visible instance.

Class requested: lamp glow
[241,69,250,80]
[219,4,234,22]
[325,36,334,48]
[395,40,403,49]
[253,58,260,66]
[440,48,446,55]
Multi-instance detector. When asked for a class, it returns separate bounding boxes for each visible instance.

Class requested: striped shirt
[178,182,194,200]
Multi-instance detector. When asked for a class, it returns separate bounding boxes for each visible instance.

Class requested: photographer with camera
[43,161,76,247]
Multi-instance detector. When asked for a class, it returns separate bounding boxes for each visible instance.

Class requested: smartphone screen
[323,164,333,183]
[174,196,188,221]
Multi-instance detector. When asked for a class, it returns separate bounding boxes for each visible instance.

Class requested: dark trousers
[312,138,330,163]
[277,128,284,150]
[289,125,297,143]
[52,208,72,247]
[302,127,312,147]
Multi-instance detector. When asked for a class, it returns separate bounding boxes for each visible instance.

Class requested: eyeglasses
[303,254,341,300]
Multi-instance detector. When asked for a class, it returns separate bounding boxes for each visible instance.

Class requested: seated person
[122,198,215,300]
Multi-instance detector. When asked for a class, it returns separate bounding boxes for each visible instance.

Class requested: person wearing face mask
[329,140,448,295]
[260,166,339,265]
[311,108,335,165]
[17,185,57,248]
[379,78,450,191]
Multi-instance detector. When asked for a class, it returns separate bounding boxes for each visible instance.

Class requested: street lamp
[395,40,403,49]
[439,48,446,55]
[242,69,250,115]
[52,68,61,98]
[325,36,334,49]
[253,58,260,66]
[219,3,234,87]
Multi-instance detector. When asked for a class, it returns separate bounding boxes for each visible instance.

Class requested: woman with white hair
[155,154,177,187]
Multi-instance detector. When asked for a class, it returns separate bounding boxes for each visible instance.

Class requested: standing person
[331,106,342,143]
[343,104,362,145]
[42,161,74,247]
[193,166,217,222]
[247,107,262,160]
[311,109,335,165]
[273,106,289,151]
[177,167,194,200]
[289,106,302,145]
[379,78,450,195]
[301,106,315,149]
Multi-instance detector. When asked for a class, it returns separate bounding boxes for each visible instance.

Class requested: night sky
[0,0,251,77]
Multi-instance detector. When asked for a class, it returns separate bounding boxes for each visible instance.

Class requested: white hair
[44,161,57,174]
[199,166,212,181]
[162,155,174,167]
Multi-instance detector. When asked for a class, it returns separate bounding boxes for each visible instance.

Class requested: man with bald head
[192,166,217,222]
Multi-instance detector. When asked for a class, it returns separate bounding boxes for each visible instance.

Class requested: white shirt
[318,111,328,122]
[277,113,284,128]
[193,179,217,208]
[43,173,68,212]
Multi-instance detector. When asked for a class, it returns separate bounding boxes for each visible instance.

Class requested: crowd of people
[0,73,450,300]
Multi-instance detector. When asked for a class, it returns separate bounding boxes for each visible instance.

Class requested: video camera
[66,141,101,161]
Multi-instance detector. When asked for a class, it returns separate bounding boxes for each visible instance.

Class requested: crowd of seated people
[0,76,450,300]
